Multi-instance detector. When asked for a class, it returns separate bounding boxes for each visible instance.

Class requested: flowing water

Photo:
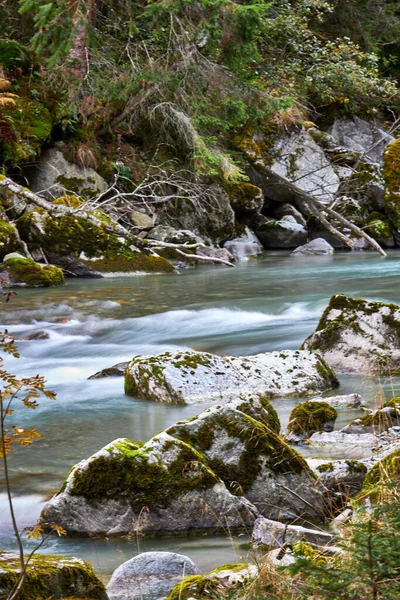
[1,250,400,578]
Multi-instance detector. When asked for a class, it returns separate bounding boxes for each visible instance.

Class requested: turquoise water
[1,250,400,577]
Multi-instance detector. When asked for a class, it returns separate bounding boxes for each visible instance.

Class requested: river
[1,250,400,579]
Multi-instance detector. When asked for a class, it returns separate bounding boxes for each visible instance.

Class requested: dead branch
[174,248,235,267]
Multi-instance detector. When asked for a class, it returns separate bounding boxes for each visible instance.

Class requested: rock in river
[40,434,258,537]
[106,552,200,600]
[124,350,338,404]
[302,294,400,374]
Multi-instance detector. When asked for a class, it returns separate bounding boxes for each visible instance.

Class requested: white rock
[252,517,334,549]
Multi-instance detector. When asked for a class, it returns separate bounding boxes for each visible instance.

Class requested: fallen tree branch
[146,240,204,250]
[174,248,235,267]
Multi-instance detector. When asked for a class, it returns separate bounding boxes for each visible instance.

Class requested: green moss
[345,460,367,475]
[0,218,20,259]
[82,252,175,274]
[366,211,392,240]
[4,257,64,287]
[358,448,400,503]
[53,195,82,209]
[384,397,400,409]
[384,139,400,232]
[227,182,263,211]
[68,436,218,509]
[287,401,338,437]
[237,394,280,434]
[317,462,334,473]
[0,551,107,600]
[359,405,400,429]
[165,563,252,600]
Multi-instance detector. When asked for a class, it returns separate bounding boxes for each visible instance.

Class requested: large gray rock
[291,238,334,256]
[273,203,307,227]
[124,349,338,404]
[128,211,155,230]
[313,459,367,498]
[252,517,334,549]
[106,552,200,600]
[329,117,395,167]
[302,294,400,374]
[255,220,308,249]
[27,147,108,199]
[154,185,236,244]
[166,397,328,522]
[224,228,263,260]
[312,393,362,408]
[147,226,202,245]
[40,434,258,537]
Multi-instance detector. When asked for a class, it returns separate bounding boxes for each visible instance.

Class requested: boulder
[147,226,202,245]
[285,401,338,443]
[2,253,64,287]
[255,220,308,249]
[341,402,400,434]
[365,212,394,248]
[0,219,22,259]
[228,182,264,214]
[223,228,263,260]
[40,434,258,537]
[309,431,377,450]
[384,138,400,243]
[0,551,108,600]
[197,246,234,262]
[331,196,368,228]
[124,349,338,404]
[88,362,129,379]
[329,117,395,167]
[27,147,108,199]
[45,253,103,278]
[312,393,362,408]
[291,238,334,256]
[339,162,385,213]
[154,185,236,244]
[314,460,367,498]
[273,203,307,227]
[127,211,155,230]
[106,552,200,600]
[302,294,400,374]
[359,447,400,503]
[166,397,328,522]
[252,517,334,549]
[165,563,258,600]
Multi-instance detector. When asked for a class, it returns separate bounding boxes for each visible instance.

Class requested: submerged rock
[252,516,334,549]
[0,551,108,600]
[124,349,338,404]
[40,434,258,537]
[302,294,400,374]
[167,397,328,522]
[285,401,338,443]
[292,238,334,256]
[106,552,200,600]
[88,362,129,379]
[165,563,258,600]
[2,253,64,287]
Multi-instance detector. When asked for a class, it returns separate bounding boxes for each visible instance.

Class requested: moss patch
[287,401,338,437]
[0,551,107,600]
[165,563,253,600]
[0,219,20,259]
[358,448,400,503]
[384,138,400,232]
[4,256,64,287]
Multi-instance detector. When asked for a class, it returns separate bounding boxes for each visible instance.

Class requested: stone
[309,431,377,449]
[0,219,21,260]
[302,293,400,374]
[166,397,328,522]
[124,349,338,404]
[223,228,263,260]
[329,117,395,167]
[40,433,258,537]
[341,404,400,434]
[2,253,64,287]
[165,563,258,600]
[27,147,108,199]
[228,182,264,213]
[106,552,200,600]
[365,212,394,248]
[127,211,155,230]
[312,393,362,408]
[255,220,308,249]
[273,203,307,227]
[197,246,234,262]
[45,253,104,278]
[291,238,334,256]
[360,447,400,503]
[147,226,202,245]
[0,551,108,600]
[24,330,50,340]
[285,401,338,443]
[88,362,129,379]
[314,460,367,499]
[154,185,236,244]
[252,517,334,549]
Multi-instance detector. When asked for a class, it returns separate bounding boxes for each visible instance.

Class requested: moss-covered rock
[228,182,264,214]
[384,138,400,241]
[333,196,368,228]
[0,551,107,600]
[0,219,21,259]
[166,398,328,522]
[165,563,258,600]
[342,404,400,434]
[40,433,258,537]
[124,349,338,404]
[286,401,338,442]
[3,254,64,287]
[358,448,400,504]
[302,293,400,374]
[315,459,367,500]
[365,211,394,247]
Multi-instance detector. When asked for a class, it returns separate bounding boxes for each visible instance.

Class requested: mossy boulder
[0,219,21,259]
[333,196,368,228]
[0,551,107,600]
[255,219,308,249]
[228,182,264,214]
[2,254,64,287]
[365,211,394,247]
[166,398,328,522]
[358,448,400,504]
[302,294,400,374]
[384,138,400,242]
[315,459,367,500]
[124,349,338,405]
[165,563,258,600]
[342,404,400,434]
[286,401,338,442]
[40,434,258,537]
